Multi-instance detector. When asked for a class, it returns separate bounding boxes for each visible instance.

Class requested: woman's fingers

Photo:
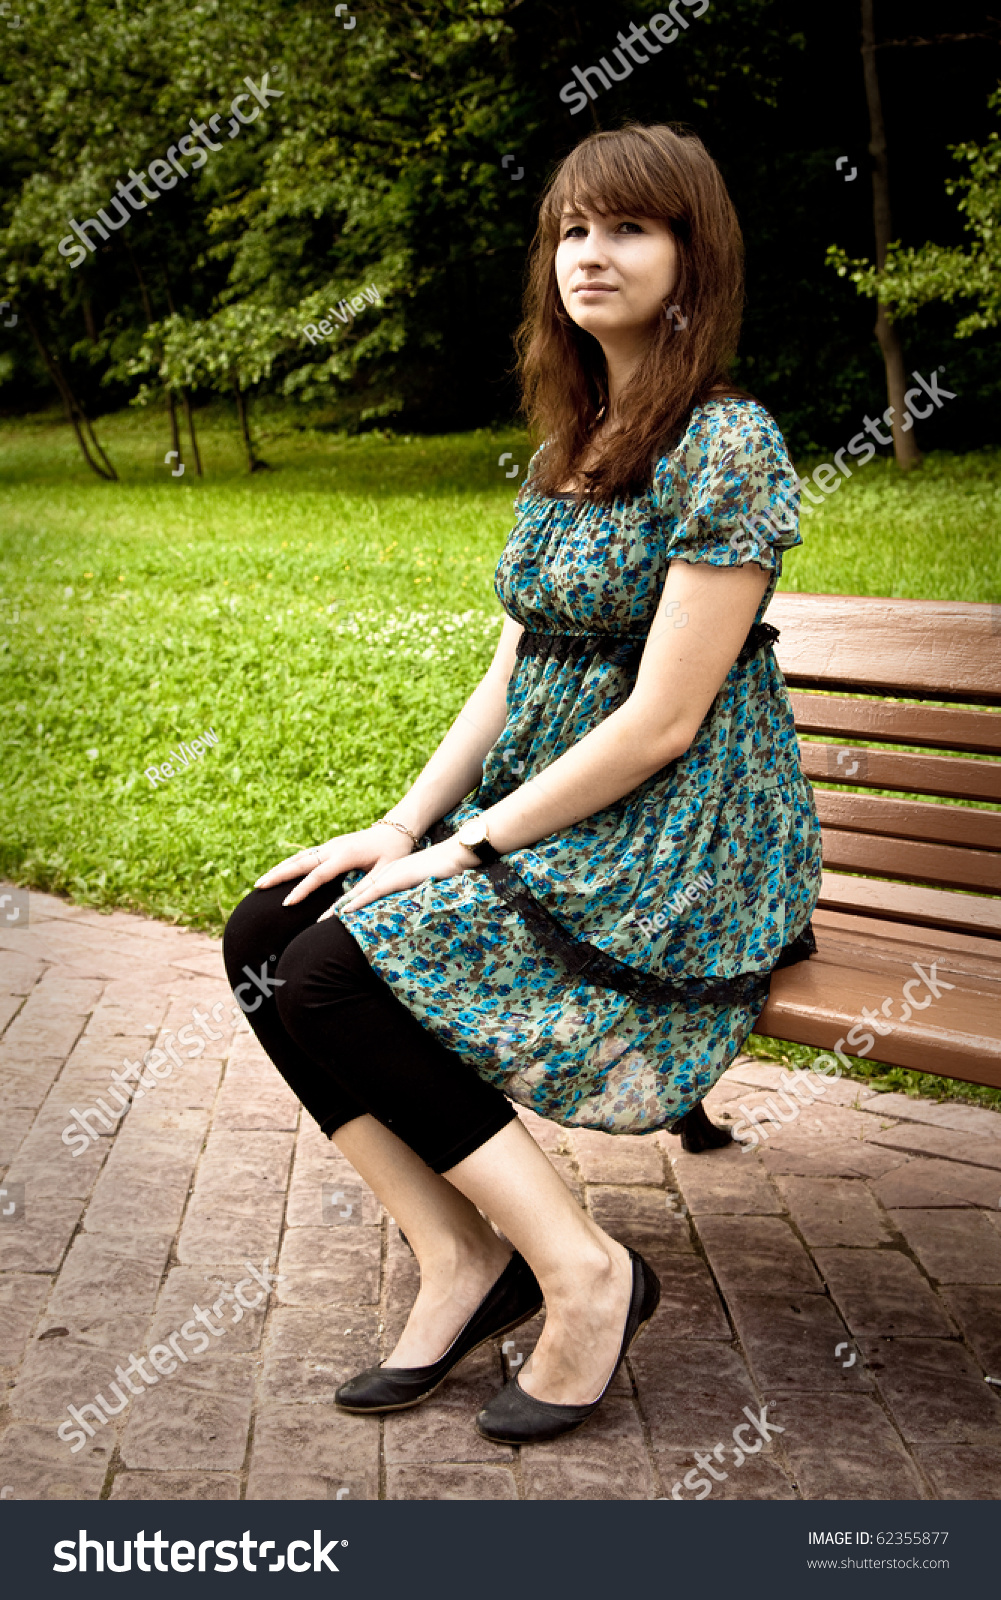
[281,856,346,907]
[253,853,319,889]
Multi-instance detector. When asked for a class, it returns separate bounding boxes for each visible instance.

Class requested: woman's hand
[317,836,476,921]
[254,827,415,907]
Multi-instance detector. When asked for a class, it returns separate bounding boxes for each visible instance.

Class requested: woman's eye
[562,224,586,238]
[618,222,643,233]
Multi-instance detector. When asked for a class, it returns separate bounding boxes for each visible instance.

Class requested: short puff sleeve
[653,399,802,574]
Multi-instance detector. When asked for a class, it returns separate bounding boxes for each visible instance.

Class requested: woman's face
[555,208,679,345]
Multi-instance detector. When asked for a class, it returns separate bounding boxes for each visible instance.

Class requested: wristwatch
[455,816,502,866]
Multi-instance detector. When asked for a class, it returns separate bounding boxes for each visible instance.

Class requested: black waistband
[515,620,780,669]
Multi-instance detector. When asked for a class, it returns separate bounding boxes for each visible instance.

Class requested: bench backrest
[769,594,1001,940]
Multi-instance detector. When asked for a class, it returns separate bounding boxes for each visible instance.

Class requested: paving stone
[41,1232,171,1345]
[184,1130,294,1199]
[939,1286,1001,1376]
[759,1138,910,1180]
[387,1464,518,1500]
[259,1307,381,1404]
[0,1055,69,1109]
[696,1216,822,1298]
[384,1344,513,1466]
[568,1128,663,1185]
[285,1171,380,1228]
[0,1196,83,1272]
[120,1355,255,1471]
[859,1094,1001,1140]
[110,1470,241,1500]
[176,1192,286,1266]
[631,1340,759,1451]
[814,1248,955,1337]
[213,1056,300,1130]
[84,1118,207,1238]
[912,1446,1001,1500]
[4,1098,114,1197]
[586,1186,693,1252]
[774,1177,894,1248]
[643,1255,730,1340]
[670,1146,783,1214]
[724,1292,871,1392]
[124,1059,223,1116]
[0,1420,110,1499]
[246,1403,380,1500]
[11,1332,142,1424]
[860,1337,1001,1444]
[889,1209,1001,1284]
[770,1392,925,1500]
[2,1010,87,1060]
[520,1397,657,1500]
[868,1123,1001,1171]
[0,1106,36,1161]
[871,1157,1001,1210]
[0,1274,52,1368]
[656,1446,796,1500]
[148,1266,271,1356]
[275,1228,380,1307]
[0,951,46,995]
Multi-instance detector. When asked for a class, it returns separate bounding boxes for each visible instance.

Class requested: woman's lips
[574,283,617,296]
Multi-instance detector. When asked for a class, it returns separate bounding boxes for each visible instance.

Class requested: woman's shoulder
[652,396,792,492]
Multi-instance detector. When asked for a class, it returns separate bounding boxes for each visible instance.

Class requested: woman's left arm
[330,558,768,915]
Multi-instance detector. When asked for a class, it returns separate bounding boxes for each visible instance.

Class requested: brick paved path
[2,886,1000,1501]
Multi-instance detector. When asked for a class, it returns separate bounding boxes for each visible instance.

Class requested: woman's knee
[274,918,373,1036]
[223,885,286,981]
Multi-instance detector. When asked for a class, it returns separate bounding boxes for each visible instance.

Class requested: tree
[828,85,1001,340]
[858,0,922,471]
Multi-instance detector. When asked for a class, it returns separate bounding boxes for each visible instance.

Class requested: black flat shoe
[677,1101,733,1153]
[334,1251,543,1414]
[475,1248,660,1445]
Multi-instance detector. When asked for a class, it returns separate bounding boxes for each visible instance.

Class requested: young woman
[224,123,821,1446]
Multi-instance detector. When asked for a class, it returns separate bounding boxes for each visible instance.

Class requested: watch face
[460,819,488,849]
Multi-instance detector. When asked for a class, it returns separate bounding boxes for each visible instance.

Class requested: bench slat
[821,826,1001,893]
[819,870,1001,937]
[814,790,1001,851]
[800,741,1001,804]
[758,915,1001,1087]
[771,593,1001,705]
[789,692,1001,754]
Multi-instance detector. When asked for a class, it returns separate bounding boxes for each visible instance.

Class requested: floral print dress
[338,398,822,1133]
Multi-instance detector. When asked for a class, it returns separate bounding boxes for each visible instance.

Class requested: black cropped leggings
[222,876,517,1173]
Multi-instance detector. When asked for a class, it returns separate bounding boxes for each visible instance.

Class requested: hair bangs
[541,133,680,240]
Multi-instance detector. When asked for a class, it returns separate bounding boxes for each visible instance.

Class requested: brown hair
[515,123,746,501]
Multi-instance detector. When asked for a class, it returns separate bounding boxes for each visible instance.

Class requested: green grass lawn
[2,403,999,1107]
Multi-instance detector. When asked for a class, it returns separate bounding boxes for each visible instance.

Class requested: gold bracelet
[373,815,421,849]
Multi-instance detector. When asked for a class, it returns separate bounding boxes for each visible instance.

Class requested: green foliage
[828,85,1001,338]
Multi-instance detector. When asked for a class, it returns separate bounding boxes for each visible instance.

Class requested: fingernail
[282,895,293,907]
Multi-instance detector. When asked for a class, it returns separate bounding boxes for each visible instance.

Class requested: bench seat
[752,593,1001,1092]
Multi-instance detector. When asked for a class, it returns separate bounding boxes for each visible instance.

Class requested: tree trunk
[233,379,268,472]
[164,278,203,476]
[129,242,184,475]
[181,388,203,476]
[861,0,922,471]
[24,308,117,481]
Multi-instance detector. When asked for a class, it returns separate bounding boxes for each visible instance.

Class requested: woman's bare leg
[444,1119,634,1406]
[332,1115,512,1367]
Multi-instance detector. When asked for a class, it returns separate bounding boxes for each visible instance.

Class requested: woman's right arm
[256,615,523,899]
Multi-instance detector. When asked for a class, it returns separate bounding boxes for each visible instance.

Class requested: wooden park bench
[755,593,1001,1092]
